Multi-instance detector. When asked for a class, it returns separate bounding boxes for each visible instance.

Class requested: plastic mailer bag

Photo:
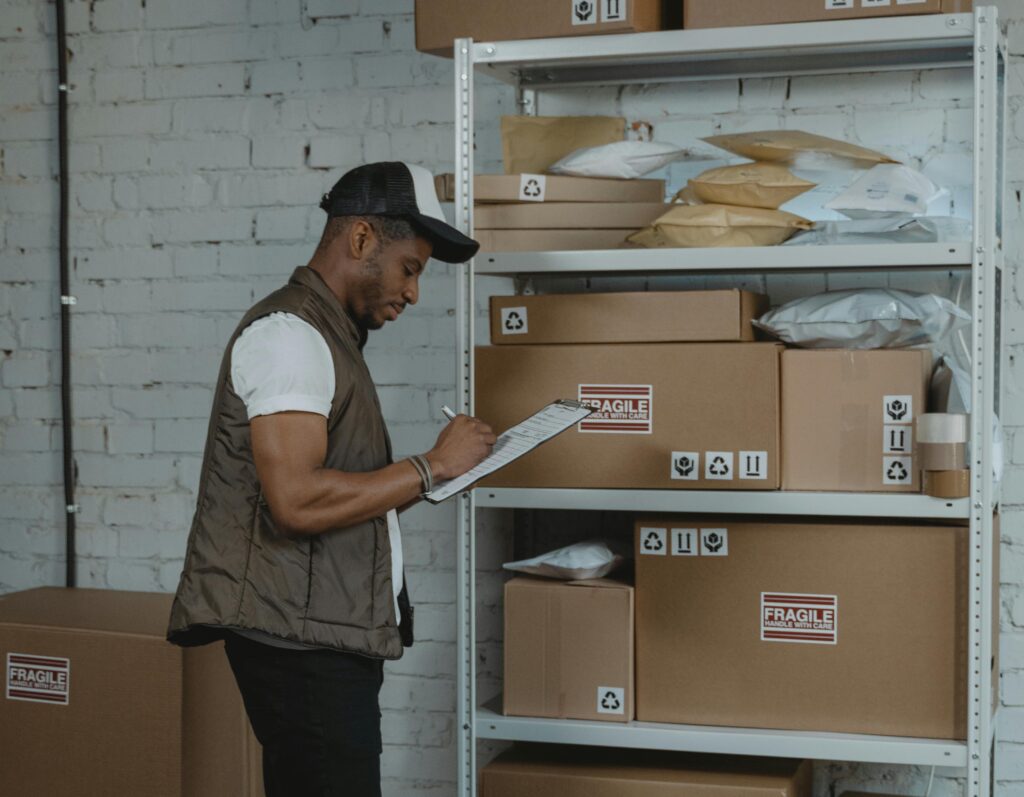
[703,130,898,167]
[784,216,972,246]
[825,163,945,219]
[548,140,692,179]
[754,288,971,349]
[688,162,816,209]
[627,204,813,248]
[502,540,624,581]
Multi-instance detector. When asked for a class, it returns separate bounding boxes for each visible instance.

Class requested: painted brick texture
[0,1,1022,795]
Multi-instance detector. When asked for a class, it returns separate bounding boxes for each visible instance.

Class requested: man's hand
[425,414,496,481]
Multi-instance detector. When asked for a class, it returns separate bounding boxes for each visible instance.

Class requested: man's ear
[348,219,378,260]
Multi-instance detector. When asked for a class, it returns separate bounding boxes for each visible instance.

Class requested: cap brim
[409,214,480,263]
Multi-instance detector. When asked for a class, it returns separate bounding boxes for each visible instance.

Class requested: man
[167,162,495,797]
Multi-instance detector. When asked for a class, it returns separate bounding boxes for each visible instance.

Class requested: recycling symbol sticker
[639,527,666,555]
[596,686,625,714]
[499,306,528,336]
[883,456,913,485]
[883,395,913,423]
[518,173,547,202]
[670,451,699,481]
[572,0,597,24]
[700,528,729,556]
[705,451,734,481]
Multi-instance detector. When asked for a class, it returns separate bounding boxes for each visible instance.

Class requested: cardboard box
[475,202,668,230]
[504,578,633,722]
[0,588,263,797]
[481,745,812,797]
[416,0,675,56]
[684,0,972,29]
[476,342,782,490]
[781,349,932,493]
[477,229,631,252]
[490,290,768,345]
[634,517,996,739]
[435,173,666,204]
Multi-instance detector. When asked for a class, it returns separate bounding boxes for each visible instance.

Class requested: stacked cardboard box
[0,588,263,797]
[684,0,972,30]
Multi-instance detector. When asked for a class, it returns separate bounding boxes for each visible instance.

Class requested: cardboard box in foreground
[504,577,633,722]
[781,349,932,493]
[490,290,768,344]
[0,588,262,797]
[684,0,972,29]
[434,173,665,204]
[634,517,993,739]
[476,342,782,490]
[481,745,811,797]
[416,0,674,56]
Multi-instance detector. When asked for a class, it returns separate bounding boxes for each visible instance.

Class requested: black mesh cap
[320,161,479,264]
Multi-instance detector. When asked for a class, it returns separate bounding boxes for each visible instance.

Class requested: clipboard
[423,399,593,504]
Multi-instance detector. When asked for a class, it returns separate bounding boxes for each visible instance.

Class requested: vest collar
[289,266,368,350]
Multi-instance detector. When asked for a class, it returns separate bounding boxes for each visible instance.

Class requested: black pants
[224,633,384,797]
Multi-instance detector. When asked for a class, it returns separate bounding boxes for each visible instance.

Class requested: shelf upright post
[968,7,1002,797]
[454,36,478,797]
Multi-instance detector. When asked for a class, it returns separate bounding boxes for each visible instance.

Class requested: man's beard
[355,251,385,330]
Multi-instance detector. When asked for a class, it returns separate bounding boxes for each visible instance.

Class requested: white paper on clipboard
[423,399,593,504]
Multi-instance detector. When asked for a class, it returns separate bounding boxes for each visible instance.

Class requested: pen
[441,405,457,421]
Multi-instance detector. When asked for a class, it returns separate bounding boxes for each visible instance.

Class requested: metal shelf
[473,13,974,86]
[475,242,973,276]
[474,488,970,519]
[476,701,967,767]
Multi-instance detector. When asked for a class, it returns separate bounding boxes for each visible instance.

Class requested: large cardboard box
[481,745,812,797]
[490,290,768,344]
[634,517,992,739]
[476,342,782,490]
[416,0,674,56]
[684,0,972,29]
[0,588,263,797]
[435,173,665,204]
[475,202,667,230]
[504,577,633,722]
[781,349,932,493]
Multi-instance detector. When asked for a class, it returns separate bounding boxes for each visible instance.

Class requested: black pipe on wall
[55,0,77,588]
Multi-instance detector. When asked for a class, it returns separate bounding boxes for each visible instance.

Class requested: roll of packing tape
[919,442,967,471]
[917,413,969,444]
[924,469,970,499]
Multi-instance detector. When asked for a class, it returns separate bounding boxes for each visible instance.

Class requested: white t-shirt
[231,311,405,631]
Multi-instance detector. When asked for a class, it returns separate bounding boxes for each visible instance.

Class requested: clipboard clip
[555,399,589,411]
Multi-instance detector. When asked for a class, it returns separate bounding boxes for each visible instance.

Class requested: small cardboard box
[416,0,674,57]
[781,349,932,493]
[476,342,782,490]
[435,173,666,204]
[490,290,768,345]
[504,577,633,722]
[475,202,668,230]
[481,745,812,797]
[634,517,997,739]
[684,0,971,29]
[0,588,263,797]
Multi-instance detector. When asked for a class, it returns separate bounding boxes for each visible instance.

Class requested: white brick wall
[0,0,1021,795]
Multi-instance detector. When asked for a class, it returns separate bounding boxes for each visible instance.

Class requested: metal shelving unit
[452,9,1007,796]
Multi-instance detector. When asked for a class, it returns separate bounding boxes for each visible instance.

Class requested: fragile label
[601,0,627,21]
[671,528,698,556]
[883,424,912,454]
[700,528,728,556]
[670,451,699,480]
[499,306,528,336]
[571,0,597,24]
[578,384,653,434]
[738,451,768,480]
[705,451,733,480]
[883,395,913,423]
[761,593,838,645]
[518,173,546,201]
[597,686,625,714]
[825,0,854,8]
[6,653,70,706]
[883,455,912,484]
[639,527,666,555]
